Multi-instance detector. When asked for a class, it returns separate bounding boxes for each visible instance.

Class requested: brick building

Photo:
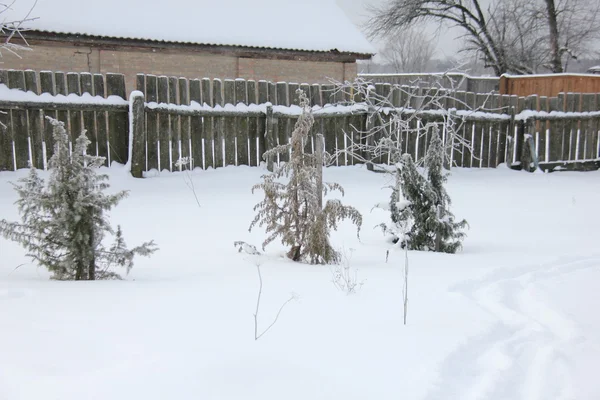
[2,0,374,93]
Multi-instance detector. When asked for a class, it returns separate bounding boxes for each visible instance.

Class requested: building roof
[5,0,376,56]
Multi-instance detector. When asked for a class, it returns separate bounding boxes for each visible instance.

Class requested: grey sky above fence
[335,0,472,60]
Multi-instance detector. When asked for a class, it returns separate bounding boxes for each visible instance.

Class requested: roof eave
[12,30,374,62]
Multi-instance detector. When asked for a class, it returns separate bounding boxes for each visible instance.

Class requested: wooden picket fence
[0,69,599,177]
[0,69,128,171]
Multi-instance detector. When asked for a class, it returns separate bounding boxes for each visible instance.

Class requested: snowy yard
[1,164,599,400]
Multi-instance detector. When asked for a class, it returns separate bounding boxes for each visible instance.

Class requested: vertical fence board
[39,71,56,164]
[311,83,322,106]
[179,77,191,165]
[537,96,548,164]
[235,79,249,166]
[106,73,128,165]
[91,75,109,165]
[189,79,204,169]
[201,78,214,169]
[248,81,259,166]
[80,73,97,159]
[66,72,83,151]
[223,79,236,166]
[136,74,145,95]
[0,71,11,170]
[276,82,288,106]
[289,83,300,106]
[566,93,578,161]
[145,75,159,171]
[24,70,44,169]
[247,80,257,105]
[8,70,29,169]
[53,73,70,148]
[169,76,180,169]
[213,79,224,168]
[547,97,562,162]
[582,94,597,160]
[267,82,277,104]
[157,76,170,171]
[257,81,269,165]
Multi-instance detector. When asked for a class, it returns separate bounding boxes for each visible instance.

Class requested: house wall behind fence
[2,41,355,95]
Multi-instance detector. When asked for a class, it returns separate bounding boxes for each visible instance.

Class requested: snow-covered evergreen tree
[424,130,468,253]
[382,129,467,253]
[0,118,157,280]
[250,89,362,264]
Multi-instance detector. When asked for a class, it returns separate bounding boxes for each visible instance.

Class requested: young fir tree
[250,89,362,264]
[424,130,468,253]
[387,130,467,253]
[0,118,157,280]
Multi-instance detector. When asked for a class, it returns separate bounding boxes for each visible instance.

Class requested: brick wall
[2,41,356,95]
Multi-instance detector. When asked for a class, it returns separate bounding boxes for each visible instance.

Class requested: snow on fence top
[6,0,376,55]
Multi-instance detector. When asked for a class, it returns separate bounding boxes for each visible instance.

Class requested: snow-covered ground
[1,164,599,400]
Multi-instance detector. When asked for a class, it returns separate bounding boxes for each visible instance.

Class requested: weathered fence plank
[106,73,128,166]
[179,77,191,167]
[39,71,56,166]
[157,76,170,171]
[169,76,180,169]
[202,78,214,169]
[67,72,83,151]
[235,79,249,166]
[145,75,159,171]
[223,79,237,166]
[80,73,97,160]
[189,78,204,169]
[8,70,29,169]
[24,70,44,169]
[213,79,224,168]
[91,73,110,164]
[0,70,12,171]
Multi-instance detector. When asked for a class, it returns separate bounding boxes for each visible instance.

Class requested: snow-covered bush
[249,89,362,264]
[379,129,467,253]
[0,118,157,280]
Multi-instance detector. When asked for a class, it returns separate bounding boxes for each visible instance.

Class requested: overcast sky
[335,0,470,59]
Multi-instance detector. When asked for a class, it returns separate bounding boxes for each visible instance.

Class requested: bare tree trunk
[544,0,563,73]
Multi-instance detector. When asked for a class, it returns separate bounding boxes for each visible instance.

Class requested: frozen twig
[253,260,297,341]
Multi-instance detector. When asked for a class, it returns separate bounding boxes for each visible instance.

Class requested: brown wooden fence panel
[0,70,11,171]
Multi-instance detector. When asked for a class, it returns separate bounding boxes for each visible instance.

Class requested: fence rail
[0,69,599,177]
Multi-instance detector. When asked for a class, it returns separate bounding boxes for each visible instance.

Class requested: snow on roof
[588,66,600,74]
[5,0,376,55]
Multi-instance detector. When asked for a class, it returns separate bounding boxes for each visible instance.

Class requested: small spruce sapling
[250,89,362,264]
[0,118,157,280]
[392,129,467,253]
[424,130,468,253]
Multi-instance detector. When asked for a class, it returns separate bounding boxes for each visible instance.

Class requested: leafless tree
[380,26,435,73]
[328,76,478,172]
[365,0,600,75]
[542,0,600,73]
[0,1,38,59]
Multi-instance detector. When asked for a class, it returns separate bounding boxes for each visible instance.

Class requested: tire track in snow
[423,256,599,400]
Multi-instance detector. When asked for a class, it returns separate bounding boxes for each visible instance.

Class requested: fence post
[130,91,145,178]
[265,104,276,172]
[520,118,538,173]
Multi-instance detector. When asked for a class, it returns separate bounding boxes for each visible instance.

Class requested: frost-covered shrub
[249,90,362,264]
[380,129,467,253]
[0,118,157,280]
